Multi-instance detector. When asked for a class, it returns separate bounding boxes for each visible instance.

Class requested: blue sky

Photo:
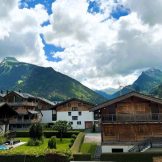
[19,0,129,62]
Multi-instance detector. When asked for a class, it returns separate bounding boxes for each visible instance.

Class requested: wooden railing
[102,113,162,123]
[8,101,38,107]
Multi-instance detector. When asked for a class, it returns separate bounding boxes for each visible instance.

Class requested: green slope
[0,57,106,104]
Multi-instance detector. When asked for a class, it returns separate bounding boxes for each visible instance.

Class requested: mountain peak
[142,68,162,77]
[1,57,19,64]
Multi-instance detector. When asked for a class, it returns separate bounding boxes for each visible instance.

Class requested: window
[68,112,71,116]
[70,122,73,125]
[68,103,71,107]
[78,112,82,116]
[72,107,78,111]
[52,114,57,121]
[77,121,81,125]
[72,116,78,120]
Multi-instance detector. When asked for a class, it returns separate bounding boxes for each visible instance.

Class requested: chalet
[3,91,42,129]
[52,98,95,129]
[91,91,162,153]
[37,97,55,123]
[0,103,17,134]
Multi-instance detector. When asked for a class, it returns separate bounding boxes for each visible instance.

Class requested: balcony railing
[8,101,38,107]
[9,118,40,124]
[102,113,162,123]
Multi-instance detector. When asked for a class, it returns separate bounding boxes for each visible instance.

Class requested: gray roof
[13,91,35,99]
[37,97,55,106]
[91,91,162,111]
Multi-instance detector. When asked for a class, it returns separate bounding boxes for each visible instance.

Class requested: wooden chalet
[37,97,55,110]
[3,91,42,129]
[0,103,17,133]
[52,98,95,129]
[92,91,162,152]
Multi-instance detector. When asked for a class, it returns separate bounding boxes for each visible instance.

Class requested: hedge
[0,155,44,162]
[0,153,70,162]
[16,131,80,138]
[101,152,162,162]
[73,153,91,161]
[70,132,85,154]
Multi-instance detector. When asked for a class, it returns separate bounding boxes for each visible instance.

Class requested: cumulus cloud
[124,0,162,25]
[42,0,162,89]
[0,0,49,64]
[1,0,162,90]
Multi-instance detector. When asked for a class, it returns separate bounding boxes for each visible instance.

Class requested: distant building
[92,91,162,153]
[52,98,95,129]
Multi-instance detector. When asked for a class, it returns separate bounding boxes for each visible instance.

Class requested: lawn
[0,138,71,155]
[80,143,97,156]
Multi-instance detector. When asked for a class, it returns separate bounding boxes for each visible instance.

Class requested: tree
[29,123,43,140]
[53,121,72,142]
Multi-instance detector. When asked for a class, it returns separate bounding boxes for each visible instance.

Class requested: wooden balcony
[102,113,162,123]
[8,101,38,107]
[9,119,39,124]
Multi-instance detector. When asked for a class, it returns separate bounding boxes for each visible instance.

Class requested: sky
[0,0,162,90]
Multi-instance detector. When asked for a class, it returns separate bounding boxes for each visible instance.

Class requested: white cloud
[124,0,162,25]
[0,0,49,64]
[1,0,162,90]
[42,0,162,89]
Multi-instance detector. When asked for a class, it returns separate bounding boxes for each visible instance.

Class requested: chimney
[1,90,3,94]
[19,89,21,93]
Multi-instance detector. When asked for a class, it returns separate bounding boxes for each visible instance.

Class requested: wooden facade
[3,92,39,127]
[55,100,93,112]
[92,92,162,144]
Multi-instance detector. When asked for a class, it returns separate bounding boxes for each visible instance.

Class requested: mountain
[95,88,119,99]
[0,57,106,104]
[95,90,113,99]
[112,68,162,98]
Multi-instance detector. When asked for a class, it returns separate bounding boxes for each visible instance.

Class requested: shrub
[73,153,91,161]
[46,149,72,162]
[27,138,43,146]
[0,136,6,145]
[71,134,77,139]
[70,132,85,154]
[69,143,73,148]
[29,123,43,140]
[16,130,79,138]
[48,136,57,149]
[70,138,75,144]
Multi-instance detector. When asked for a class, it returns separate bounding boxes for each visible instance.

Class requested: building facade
[92,92,162,153]
[52,98,95,129]
[3,91,42,129]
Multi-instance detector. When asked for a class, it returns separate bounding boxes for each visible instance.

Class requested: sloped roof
[91,91,162,111]
[52,98,95,110]
[37,97,55,106]
[4,91,35,99]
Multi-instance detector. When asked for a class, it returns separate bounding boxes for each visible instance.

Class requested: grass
[0,138,71,155]
[70,132,85,154]
[80,143,97,156]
